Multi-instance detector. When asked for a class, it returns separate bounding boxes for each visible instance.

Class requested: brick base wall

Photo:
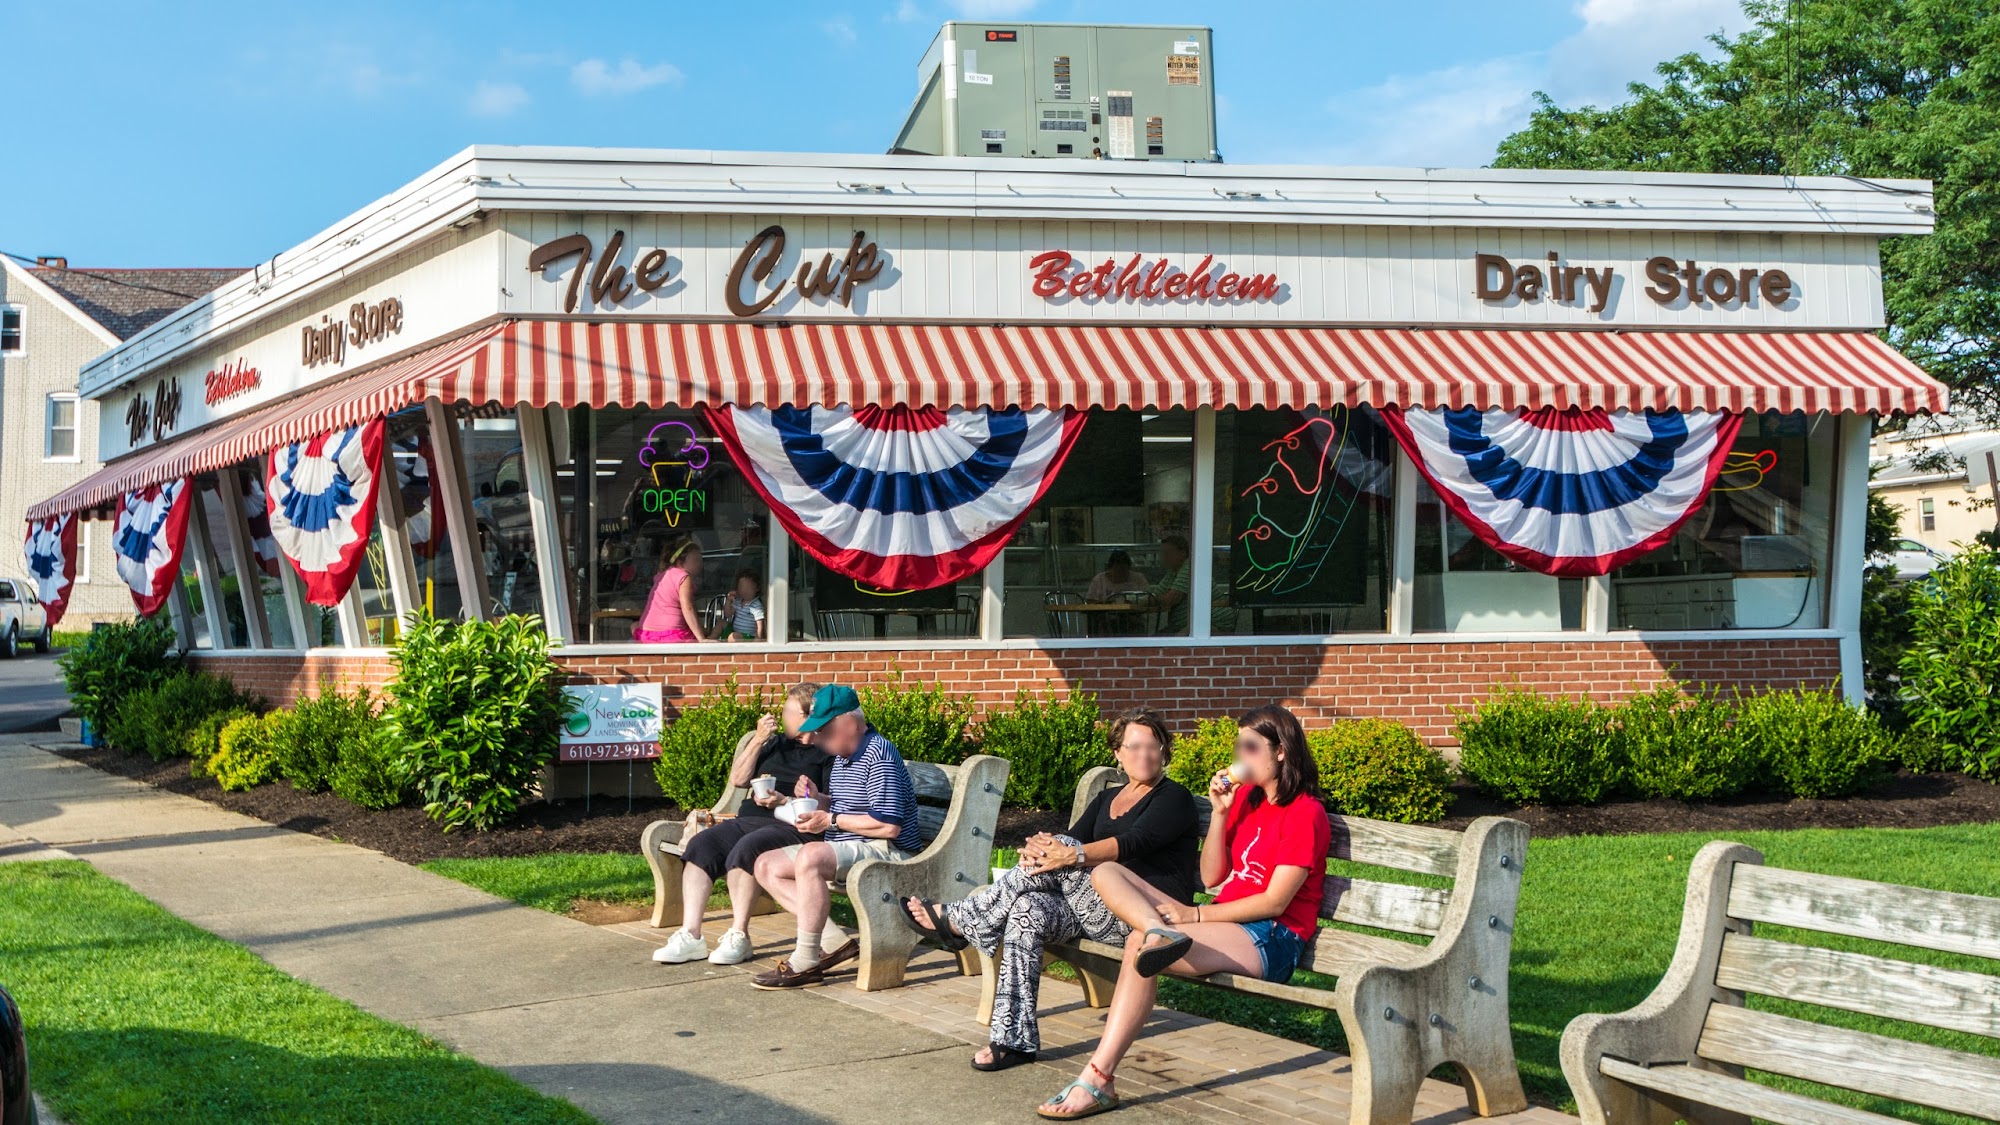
[193,637,1841,746]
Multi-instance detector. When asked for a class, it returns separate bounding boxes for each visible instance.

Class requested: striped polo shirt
[825,727,921,854]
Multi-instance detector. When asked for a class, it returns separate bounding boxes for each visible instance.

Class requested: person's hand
[794,810,833,835]
[796,776,827,802]
[1208,769,1235,812]
[755,713,779,743]
[752,789,786,809]
[723,632,740,643]
[1156,901,1198,927]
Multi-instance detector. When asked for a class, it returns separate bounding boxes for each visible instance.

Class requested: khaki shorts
[783,837,911,880]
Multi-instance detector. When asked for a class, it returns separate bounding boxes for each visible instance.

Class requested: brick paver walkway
[601,912,1574,1124]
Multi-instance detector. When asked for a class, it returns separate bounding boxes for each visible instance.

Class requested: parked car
[1,983,31,1125]
[1870,538,1951,581]
[0,581,49,659]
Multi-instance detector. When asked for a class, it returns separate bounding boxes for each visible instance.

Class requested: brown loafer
[750,961,827,990]
[816,937,860,971]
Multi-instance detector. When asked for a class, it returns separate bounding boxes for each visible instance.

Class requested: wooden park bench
[640,735,1009,992]
[975,766,1530,1125]
[1562,839,2000,1125]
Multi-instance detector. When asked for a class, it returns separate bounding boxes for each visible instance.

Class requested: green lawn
[426,824,2000,1118]
[0,861,595,1125]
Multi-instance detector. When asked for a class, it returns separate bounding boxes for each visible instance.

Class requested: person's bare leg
[1089,862,1180,933]
[679,864,716,936]
[725,868,763,933]
[791,844,836,935]
[1045,922,1264,1116]
[754,849,803,915]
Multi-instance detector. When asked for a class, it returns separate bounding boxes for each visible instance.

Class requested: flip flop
[971,1043,1037,1072]
[898,897,968,952]
[1036,1076,1119,1119]
[1134,928,1191,979]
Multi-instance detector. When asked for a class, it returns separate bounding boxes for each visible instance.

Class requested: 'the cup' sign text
[528,230,676,314]
[125,376,183,445]
[726,224,886,317]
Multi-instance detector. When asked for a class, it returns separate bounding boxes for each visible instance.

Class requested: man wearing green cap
[750,683,921,989]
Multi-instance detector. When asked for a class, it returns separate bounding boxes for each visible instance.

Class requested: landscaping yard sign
[558,684,663,763]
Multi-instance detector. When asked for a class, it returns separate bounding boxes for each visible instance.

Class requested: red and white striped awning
[27,319,1944,521]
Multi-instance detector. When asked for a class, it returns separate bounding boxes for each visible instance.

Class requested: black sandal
[970,1043,1037,1071]
[899,897,968,952]
[1135,928,1192,978]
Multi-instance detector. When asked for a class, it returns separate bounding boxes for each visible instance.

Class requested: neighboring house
[1870,414,2000,554]
[0,257,243,625]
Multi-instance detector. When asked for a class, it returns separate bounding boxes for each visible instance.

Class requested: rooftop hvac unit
[890,23,1219,162]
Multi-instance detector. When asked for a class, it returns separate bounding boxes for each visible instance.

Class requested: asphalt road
[0,649,69,733]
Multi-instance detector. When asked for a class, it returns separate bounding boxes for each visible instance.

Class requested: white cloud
[1265,0,1749,169]
[952,0,1036,17]
[468,80,530,117]
[821,16,858,45]
[571,57,683,97]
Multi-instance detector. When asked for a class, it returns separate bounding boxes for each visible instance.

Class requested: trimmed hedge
[977,685,1109,810]
[653,678,768,810]
[104,671,256,763]
[859,670,975,764]
[1310,719,1454,823]
[1455,687,1623,806]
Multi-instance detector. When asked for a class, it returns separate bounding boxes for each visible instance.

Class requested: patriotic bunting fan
[1381,405,1744,576]
[705,404,1087,589]
[114,479,194,616]
[239,472,282,578]
[23,514,79,628]
[394,431,446,559]
[267,419,385,606]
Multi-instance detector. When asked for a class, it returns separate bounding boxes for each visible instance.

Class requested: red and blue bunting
[238,472,282,578]
[394,431,446,559]
[266,419,384,606]
[1381,405,1743,577]
[705,404,1087,589]
[113,480,194,617]
[22,514,79,628]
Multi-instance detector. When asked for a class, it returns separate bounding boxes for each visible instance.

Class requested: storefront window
[353,523,399,645]
[196,483,250,648]
[390,424,465,624]
[1003,409,1194,639]
[1413,491,1584,633]
[1608,411,1835,630]
[178,563,214,649]
[1212,407,1394,635]
[557,407,772,644]
[462,414,542,620]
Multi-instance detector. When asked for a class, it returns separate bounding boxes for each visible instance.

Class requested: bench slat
[916,805,947,843]
[1302,928,1428,979]
[1698,1003,2000,1120]
[908,761,957,804]
[1727,864,2000,961]
[1324,877,1449,936]
[1333,817,1463,879]
[1717,932,2000,1040]
[1597,1058,1907,1125]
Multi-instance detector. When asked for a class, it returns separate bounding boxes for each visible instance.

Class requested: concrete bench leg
[641,819,684,930]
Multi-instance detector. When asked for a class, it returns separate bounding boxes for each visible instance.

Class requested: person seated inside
[1086,550,1150,604]
[718,568,766,642]
[1036,705,1330,1120]
[749,685,922,990]
[1144,535,1191,635]
[653,682,829,966]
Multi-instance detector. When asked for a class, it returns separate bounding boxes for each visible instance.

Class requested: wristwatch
[825,813,839,833]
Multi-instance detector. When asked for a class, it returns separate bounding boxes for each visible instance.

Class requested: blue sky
[1,0,1747,267]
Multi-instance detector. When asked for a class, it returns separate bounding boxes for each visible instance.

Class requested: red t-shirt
[1212,789,1331,942]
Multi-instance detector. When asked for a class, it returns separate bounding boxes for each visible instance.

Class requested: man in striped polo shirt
[750,684,921,990]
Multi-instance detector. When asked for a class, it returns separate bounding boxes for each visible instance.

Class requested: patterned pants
[941,837,1132,1054]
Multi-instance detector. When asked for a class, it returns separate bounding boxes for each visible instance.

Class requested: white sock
[821,920,850,947]
[790,929,823,972]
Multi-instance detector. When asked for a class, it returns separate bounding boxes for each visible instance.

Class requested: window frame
[0,305,23,356]
[44,392,79,462]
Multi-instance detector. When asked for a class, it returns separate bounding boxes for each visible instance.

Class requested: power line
[1,250,230,302]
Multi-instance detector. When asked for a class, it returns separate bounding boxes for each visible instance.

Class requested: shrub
[1616,684,1757,802]
[57,618,182,734]
[1735,687,1897,799]
[331,730,411,810]
[380,612,568,832]
[102,671,252,762]
[1894,729,1960,774]
[858,671,974,764]
[654,678,769,810]
[1899,546,2000,779]
[187,707,256,776]
[269,684,377,793]
[1166,715,1239,795]
[1310,719,1453,823]
[977,685,1108,809]
[209,713,281,791]
[1454,686,1622,806]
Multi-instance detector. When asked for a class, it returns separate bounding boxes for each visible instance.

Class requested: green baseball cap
[798,684,860,733]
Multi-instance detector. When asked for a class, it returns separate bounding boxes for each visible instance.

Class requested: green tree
[1494,0,2000,419]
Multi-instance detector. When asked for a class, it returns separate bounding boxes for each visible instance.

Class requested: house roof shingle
[29,267,246,340]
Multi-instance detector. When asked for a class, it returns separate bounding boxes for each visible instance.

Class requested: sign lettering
[303,296,405,370]
[558,684,663,763]
[1028,250,1281,303]
[1473,252,1794,312]
[528,231,677,314]
[203,358,261,407]
[725,224,886,318]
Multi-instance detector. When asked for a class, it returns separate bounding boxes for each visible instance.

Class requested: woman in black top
[901,709,1200,1070]
[655,682,832,967]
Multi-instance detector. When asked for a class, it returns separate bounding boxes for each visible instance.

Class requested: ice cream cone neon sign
[637,420,710,526]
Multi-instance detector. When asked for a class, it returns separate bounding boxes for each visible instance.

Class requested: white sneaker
[708,929,753,965]
[653,929,709,964]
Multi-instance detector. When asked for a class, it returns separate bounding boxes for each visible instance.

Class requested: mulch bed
[48,743,2000,864]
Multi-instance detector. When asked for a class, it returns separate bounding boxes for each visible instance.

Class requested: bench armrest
[1560,840,1763,1125]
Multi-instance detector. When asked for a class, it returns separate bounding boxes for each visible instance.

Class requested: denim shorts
[1238,919,1303,983]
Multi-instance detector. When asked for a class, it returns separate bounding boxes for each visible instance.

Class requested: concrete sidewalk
[0,734,1184,1124]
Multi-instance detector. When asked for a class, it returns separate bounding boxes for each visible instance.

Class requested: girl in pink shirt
[635,539,706,643]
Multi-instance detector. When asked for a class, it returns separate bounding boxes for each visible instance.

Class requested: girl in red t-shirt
[1035,705,1329,1121]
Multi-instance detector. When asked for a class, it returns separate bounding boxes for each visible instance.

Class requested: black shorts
[680,816,815,877]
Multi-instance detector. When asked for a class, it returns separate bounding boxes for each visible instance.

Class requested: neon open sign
[637,420,710,527]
